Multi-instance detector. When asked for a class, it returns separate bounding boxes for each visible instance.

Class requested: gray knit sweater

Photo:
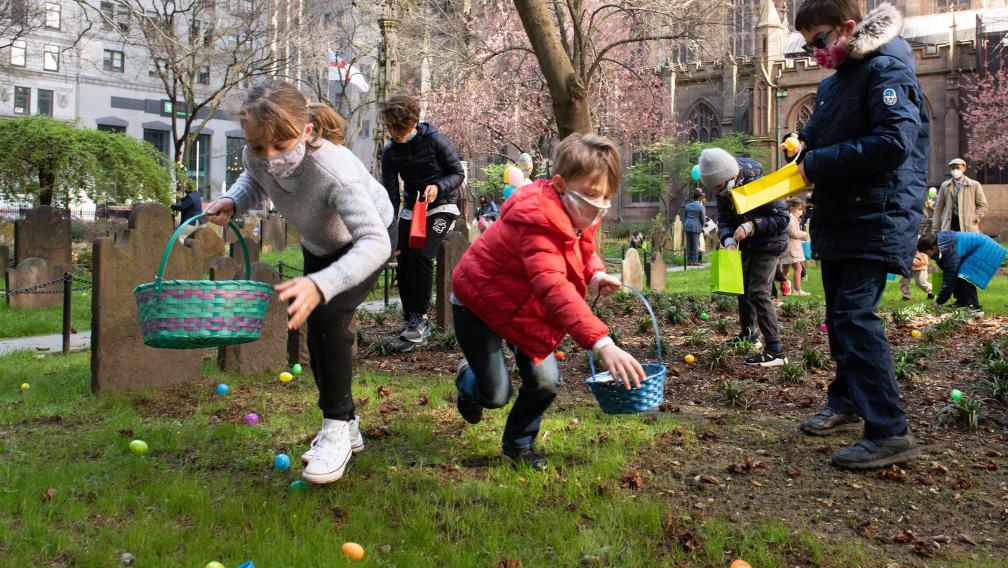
[225,140,393,302]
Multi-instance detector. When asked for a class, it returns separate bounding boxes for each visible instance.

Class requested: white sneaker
[794,290,810,296]
[302,420,354,484]
[302,416,364,464]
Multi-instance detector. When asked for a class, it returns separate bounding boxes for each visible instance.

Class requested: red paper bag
[409,196,427,249]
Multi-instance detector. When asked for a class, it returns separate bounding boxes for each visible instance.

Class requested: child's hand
[204,198,236,225]
[733,222,753,242]
[424,184,438,202]
[597,344,646,390]
[275,277,323,330]
[596,274,621,297]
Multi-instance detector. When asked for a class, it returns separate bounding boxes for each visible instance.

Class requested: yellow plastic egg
[279,371,294,383]
[20,383,30,390]
[684,354,696,364]
[911,330,922,338]
[341,542,365,561]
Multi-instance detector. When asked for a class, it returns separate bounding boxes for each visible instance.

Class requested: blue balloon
[690,164,701,181]
[502,184,516,200]
[273,453,291,471]
[216,383,229,395]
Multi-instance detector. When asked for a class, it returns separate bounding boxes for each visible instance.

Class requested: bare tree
[75,0,295,168]
[1,0,46,50]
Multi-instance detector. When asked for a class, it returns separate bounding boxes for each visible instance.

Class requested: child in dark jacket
[787,1,929,469]
[701,149,790,367]
[918,232,1006,315]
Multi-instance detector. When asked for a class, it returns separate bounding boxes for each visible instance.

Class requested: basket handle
[588,285,662,379]
[154,212,251,292]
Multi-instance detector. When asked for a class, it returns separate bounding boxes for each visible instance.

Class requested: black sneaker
[797,407,864,436]
[926,293,934,300]
[502,446,548,471]
[744,351,787,367]
[455,361,483,424]
[831,432,921,469]
[399,313,421,341]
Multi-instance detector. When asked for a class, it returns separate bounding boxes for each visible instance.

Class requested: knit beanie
[698,148,740,191]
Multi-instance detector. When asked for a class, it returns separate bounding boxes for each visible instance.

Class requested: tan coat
[933,176,987,233]
[785,212,809,260]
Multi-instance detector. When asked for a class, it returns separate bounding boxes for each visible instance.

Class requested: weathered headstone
[14,205,71,270]
[229,235,261,264]
[0,244,8,273]
[435,230,470,332]
[5,257,63,308]
[671,215,683,252]
[260,213,287,253]
[224,213,260,244]
[91,203,225,393]
[285,222,300,248]
[213,259,288,375]
[621,248,644,290]
[650,253,667,291]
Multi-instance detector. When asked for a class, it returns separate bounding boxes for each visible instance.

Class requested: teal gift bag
[710,249,744,295]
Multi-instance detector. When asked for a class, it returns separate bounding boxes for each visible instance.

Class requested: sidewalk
[0,331,91,356]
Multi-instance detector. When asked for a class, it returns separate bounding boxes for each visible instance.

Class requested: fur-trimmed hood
[847,2,904,60]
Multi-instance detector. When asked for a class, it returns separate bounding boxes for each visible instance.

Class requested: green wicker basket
[134,213,274,349]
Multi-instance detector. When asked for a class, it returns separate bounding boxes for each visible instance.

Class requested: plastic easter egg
[783,136,801,156]
[205,562,225,568]
[289,480,309,491]
[20,383,29,390]
[291,363,303,376]
[216,383,229,395]
[730,561,752,568]
[820,323,828,332]
[684,354,696,364]
[274,453,291,471]
[910,330,921,338]
[279,372,294,383]
[129,439,148,455]
[950,389,963,402]
[244,413,260,425]
[691,164,701,181]
[928,187,937,199]
[341,542,365,561]
[554,350,565,360]
[699,312,710,321]
[237,562,255,568]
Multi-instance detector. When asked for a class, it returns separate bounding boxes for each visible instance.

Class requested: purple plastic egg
[244,413,260,425]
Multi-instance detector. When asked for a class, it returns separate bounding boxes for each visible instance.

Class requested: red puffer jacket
[452,179,609,364]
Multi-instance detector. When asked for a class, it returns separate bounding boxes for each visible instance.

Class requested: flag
[329,53,369,92]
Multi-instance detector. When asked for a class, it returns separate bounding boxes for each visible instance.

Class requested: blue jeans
[821,259,908,439]
[452,304,560,450]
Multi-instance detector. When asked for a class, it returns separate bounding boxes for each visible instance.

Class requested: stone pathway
[0,331,90,356]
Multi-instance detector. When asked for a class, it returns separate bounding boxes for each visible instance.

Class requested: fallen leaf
[418,395,430,406]
[974,460,998,471]
[362,426,391,439]
[890,530,913,544]
[954,474,972,489]
[621,470,643,489]
[356,397,370,407]
[856,520,876,538]
[698,431,719,441]
[786,467,804,478]
[42,488,57,500]
[700,475,718,484]
[911,540,935,557]
[378,403,399,414]
[658,402,680,412]
[378,385,393,398]
[378,544,392,554]
[668,364,685,377]
[494,559,521,568]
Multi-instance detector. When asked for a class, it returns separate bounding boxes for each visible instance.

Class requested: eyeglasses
[802,28,837,55]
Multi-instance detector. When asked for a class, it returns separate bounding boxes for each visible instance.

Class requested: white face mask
[561,189,610,231]
[255,134,308,179]
[950,169,963,180]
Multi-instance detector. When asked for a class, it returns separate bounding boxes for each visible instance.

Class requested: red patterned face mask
[814,42,847,69]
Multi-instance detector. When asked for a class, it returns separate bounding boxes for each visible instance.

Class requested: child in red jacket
[451,133,646,471]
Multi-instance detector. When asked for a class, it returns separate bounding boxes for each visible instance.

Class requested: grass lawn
[0,351,887,567]
[0,291,91,339]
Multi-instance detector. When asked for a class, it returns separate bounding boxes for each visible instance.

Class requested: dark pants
[952,277,980,308]
[685,231,701,263]
[304,222,396,421]
[738,249,782,353]
[396,212,457,317]
[821,259,908,439]
[453,304,560,450]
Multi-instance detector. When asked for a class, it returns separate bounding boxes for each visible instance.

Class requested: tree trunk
[512,0,593,138]
[38,169,54,206]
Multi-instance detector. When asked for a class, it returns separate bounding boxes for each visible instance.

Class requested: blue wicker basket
[586,286,667,414]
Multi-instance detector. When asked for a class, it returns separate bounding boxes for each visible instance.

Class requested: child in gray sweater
[205,80,394,485]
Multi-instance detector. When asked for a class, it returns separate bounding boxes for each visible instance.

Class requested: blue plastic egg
[273,453,291,471]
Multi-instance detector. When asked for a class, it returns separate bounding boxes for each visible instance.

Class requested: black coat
[171,191,203,224]
[799,4,929,276]
[381,123,465,216]
[716,194,789,256]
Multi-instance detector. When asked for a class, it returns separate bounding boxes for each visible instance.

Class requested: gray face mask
[256,138,307,179]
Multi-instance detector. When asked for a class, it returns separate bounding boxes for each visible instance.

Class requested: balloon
[928,187,937,199]
[517,153,534,176]
[690,164,701,181]
[516,178,532,188]
[502,184,516,200]
[505,167,524,186]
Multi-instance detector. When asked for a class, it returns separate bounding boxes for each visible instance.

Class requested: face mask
[561,188,610,231]
[813,39,847,69]
[397,129,417,143]
[256,136,307,179]
[951,169,963,179]
[716,178,736,198]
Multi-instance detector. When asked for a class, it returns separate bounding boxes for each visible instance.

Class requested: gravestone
[14,206,71,270]
[285,222,300,248]
[0,244,8,272]
[91,203,225,393]
[5,258,63,308]
[212,259,288,375]
[224,213,260,244]
[435,230,470,332]
[229,235,261,265]
[260,213,287,253]
[650,253,667,292]
[651,227,667,253]
[671,215,683,252]
[621,248,644,290]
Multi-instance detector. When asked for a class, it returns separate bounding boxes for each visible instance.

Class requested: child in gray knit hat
[700,148,790,367]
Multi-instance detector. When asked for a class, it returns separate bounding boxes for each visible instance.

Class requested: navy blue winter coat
[932,231,1007,305]
[798,4,930,276]
[380,123,465,217]
[171,191,203,224]
[716,157,789,255]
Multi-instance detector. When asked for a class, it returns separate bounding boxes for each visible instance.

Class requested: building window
[97,124,126,134]
[687,103,720,143]
[9,40,26,67]
[226,137,244,188]
[143,129,170,158]
[43,44,60,71]
[186,133,211,196]
[103,49,124,72]
[727,0,754,59]
[36,89,53,116]
[116,5,130,32]
[100,1,113,31]
[149,58,168,77]
[197,66,210,84]
[45,1,61,29]
[936,0,969,12]
[791,97,816,133]
[13,86,30,115]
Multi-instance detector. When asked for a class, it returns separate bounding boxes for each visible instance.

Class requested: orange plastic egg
[342,542,365,561]
[555,350,565,360]
[730,560,752,568]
